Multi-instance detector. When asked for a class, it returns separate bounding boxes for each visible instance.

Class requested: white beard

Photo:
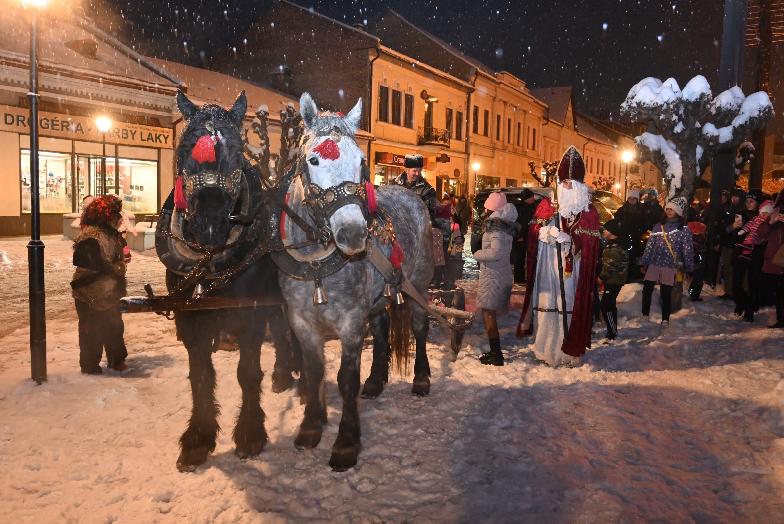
[558,181,591,221]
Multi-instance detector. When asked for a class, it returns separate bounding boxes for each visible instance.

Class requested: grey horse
[275,93,434,471]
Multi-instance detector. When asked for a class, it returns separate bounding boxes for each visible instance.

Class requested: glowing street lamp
[621,149,635,200]
[95,116,112,195]
[22,0,51,383]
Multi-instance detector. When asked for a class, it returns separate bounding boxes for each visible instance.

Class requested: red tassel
[365,181,377,215]
[390,241,404,269]
[174,175,188,210]
[191,135,217,164]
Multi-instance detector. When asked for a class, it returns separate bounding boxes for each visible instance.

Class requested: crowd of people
[464,147,784,368]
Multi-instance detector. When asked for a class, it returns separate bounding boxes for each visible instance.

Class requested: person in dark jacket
[510,188,537,283]
[598,218,629,339]
[715,187,745,299]
[453,195,472,236]
[641,188,665,230]
[757,196,784,328]
[71,194,129,374]
[395,154,436,224]
[729,190,763,321]
[687,209,708,301]
[614,189,646,281]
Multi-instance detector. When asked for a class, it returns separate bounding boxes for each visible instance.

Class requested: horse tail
[388,302,413,375]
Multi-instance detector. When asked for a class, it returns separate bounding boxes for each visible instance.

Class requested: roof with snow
[575,113,614,145]
[0,6,181,93]
[371,9,494,81]
[147,58,297,116]
[529,87,573,126]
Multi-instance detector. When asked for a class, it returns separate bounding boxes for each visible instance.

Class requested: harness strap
[366,239,454,326]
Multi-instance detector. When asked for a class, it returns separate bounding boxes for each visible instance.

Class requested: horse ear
[228,91,247,127]
[300,92,318,128]
[176,90,199,120]
[344,98,362,133]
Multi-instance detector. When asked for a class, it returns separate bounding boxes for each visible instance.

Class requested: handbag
[661,225,685,283]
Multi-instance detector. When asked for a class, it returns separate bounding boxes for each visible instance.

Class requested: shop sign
[0,105,173,148]
[374,151,429,168]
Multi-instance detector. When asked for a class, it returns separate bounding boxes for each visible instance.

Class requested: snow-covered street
[1,236,783,522]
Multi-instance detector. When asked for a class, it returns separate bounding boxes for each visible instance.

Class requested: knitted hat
[731,187,745,199]
[759,200,775,214]
[745,189,763,203]
[627,189,640,200]
[665,196,687,217]
[603,218,622,237]
[556,146,585,183]
[484,191,508,212]
[404,154,424,168]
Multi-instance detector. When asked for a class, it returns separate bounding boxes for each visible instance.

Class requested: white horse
[275,93,434,470]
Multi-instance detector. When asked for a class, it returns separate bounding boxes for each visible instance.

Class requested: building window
[507,118,512,144]
[505,178,517,187]
[391,89,402,126]
[472,105,479,134]
[404,94,414,128]
[378,86,389,123]
[20,149,73,213]
[456,111,464,140]
[495,114,500,140]
[118,158,159,214]
[516,122,521,146]
[445,107,453,138]
[484,110,490,137]
[531,128,537,150]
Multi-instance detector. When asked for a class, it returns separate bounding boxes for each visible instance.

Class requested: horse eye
[308,157,319,166]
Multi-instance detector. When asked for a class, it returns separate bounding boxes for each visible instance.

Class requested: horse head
[298,92,367,256]
[175,90,247,250]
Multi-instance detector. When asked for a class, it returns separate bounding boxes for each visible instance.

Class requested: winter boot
[479,337,504,366]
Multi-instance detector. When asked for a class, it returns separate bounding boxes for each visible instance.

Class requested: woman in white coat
[475,192,518,365]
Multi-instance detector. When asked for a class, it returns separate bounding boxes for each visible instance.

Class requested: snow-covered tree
[620,75,773,200]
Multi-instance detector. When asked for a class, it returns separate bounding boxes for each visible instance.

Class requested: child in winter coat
[640,197,694,326]
[475,192,518,366]
[71,195,129,374]
[598,219,629,339]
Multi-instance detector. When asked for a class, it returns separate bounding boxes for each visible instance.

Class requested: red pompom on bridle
[192,135,217,164]
[390,241,405,269]
[174,174,188,211]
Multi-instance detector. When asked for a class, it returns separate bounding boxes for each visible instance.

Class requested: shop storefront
[373,151,414,186]
[1,105,173,235]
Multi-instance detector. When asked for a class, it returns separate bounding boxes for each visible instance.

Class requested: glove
[555,231,571,244]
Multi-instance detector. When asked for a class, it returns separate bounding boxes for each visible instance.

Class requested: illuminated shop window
[20,150,73,213]
[118,158,158,214]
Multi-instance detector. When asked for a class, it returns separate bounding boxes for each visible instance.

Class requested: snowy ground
[1,236,783,522]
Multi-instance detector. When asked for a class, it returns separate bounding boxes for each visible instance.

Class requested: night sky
[87,0,726,118]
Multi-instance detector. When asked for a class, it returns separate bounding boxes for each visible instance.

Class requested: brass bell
[313,280,328,305]
[383,283,393,298]
[192,282,205,299]
[394,291,405,305]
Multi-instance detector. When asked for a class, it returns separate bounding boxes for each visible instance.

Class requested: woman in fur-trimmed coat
[474,192,518,366]
[71,195,129,374]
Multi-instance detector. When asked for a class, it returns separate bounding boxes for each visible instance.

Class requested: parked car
[471,186,622,250]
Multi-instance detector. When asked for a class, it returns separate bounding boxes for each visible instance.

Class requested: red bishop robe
[517,200,601,358]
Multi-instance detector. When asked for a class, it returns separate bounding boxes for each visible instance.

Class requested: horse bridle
[296,127,371,245]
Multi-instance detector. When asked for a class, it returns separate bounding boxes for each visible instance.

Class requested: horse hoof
[361,377,385,399]
[294,426,323,450]
[235,439,266,459]
[329,443,360,472]
[411,377,430,397]
[271,370,295,393]
[176,447,211,472]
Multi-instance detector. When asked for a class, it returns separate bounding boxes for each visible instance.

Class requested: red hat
[557,146,585,183]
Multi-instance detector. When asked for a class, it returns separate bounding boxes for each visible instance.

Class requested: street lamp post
[95,116,112,195]
[472,161,480,192]
[24,0,50,384]
[621,149,634,200]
